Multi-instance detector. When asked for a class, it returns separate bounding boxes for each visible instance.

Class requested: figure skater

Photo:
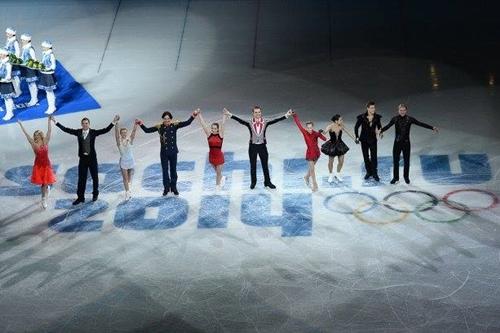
[291,111,327,192]
[380,103,438,184]
[321,114,356,183]
[354,101,382,181]
[196,108,227,190]
[53,115,119,205]
[115,119,139,200]
[137,109,199,196]
[17,117,56,209]
[224,106,292,189]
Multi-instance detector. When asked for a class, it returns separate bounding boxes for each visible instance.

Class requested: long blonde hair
[33,130,45,143]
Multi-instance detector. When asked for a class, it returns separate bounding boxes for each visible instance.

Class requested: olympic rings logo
[323,189,499,224]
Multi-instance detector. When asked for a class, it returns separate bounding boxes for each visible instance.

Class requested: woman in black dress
[321,114,356,183]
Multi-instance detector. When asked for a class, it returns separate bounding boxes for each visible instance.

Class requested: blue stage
[0,61,100,124]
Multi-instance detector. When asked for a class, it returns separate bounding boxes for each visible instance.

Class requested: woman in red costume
[197,108,227,190]
[292,111,327,192]
[17,116,57,209]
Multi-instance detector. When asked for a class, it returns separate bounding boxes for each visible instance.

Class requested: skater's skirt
[38,72,57,90]
[321,140,350,157]
[120,157,135,170]
[305,147,321,161]
[31,165,57,185]
[20,67,39,82]
[11,65,21,77]
[209,149,225,166]
[0,82,15,98]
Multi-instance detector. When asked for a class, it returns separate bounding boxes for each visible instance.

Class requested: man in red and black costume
[225,106,292,189]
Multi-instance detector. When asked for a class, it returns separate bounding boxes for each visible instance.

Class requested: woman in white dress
[115,120,138,200]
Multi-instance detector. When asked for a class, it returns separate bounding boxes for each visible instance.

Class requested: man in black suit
[51,115,119,205]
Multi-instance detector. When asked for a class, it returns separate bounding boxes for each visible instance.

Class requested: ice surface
[1,1,500,332]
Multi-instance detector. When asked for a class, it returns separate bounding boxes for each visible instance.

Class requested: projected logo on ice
[0,152,497,236]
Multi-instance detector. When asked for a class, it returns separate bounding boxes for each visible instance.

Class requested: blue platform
[0,61,100,124]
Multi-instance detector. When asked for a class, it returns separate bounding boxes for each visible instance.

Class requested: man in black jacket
[136,109,198,196]
[224,106,292,189]
[354,101,382,181]
[380,104,438,184]
[51,114,119,205]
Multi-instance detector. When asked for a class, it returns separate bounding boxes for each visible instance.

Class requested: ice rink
[1,1,500,332]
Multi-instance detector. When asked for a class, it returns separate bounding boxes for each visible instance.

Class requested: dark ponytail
[331,114,341,122]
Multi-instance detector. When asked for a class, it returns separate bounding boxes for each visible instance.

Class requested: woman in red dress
[17,116,57,209]
[292,111,327,192]
[197,108,227,190]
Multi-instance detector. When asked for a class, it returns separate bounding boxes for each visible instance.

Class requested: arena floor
[1,1,500,332]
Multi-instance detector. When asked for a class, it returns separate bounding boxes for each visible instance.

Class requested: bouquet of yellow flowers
[8,53,23,65]
[25,59,46,70]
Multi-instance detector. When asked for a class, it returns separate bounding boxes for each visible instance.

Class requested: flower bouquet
[25,59,46,70]
[8,53,23,65]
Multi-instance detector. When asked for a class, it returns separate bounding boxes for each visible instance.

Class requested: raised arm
[17,120,36,149]
[140,123,159,133]
[219,110,227,138]
[95,123,115,136]
[130,122,138,144]
[114,121,120,147]
[135,118,159,134]
[55,121,79,136]
[197,111,210,137]
[231,114,251,127]
[176,109,198,129]
[45,116,52,144]
[224,108,251,128]
[267,110,292,126]
[94,115,119,136]
[317,130,327,141]
[176,115,195,129]
[292,113,307,135]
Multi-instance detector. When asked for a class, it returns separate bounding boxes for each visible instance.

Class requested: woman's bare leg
[212,165,220,185]
[127,169,134,188]
[328,156,334,173]
[217,165,224,182]
[337,155,344,173]
[41,185,48,198]
[309,161,318,191]
[121,169,130,192]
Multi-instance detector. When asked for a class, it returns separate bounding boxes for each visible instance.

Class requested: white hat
[5,27,16,35]
[0,48,9,56]
[21,33,32,41]
[41,40,53,48]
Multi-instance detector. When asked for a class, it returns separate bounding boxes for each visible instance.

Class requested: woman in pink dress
[17,116,57,209]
